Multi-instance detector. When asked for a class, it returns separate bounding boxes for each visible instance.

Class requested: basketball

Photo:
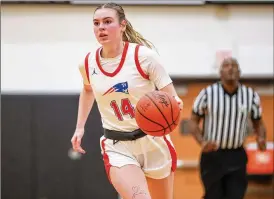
[135,90,181,136]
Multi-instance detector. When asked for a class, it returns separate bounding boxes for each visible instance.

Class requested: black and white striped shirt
[192,82,262,149]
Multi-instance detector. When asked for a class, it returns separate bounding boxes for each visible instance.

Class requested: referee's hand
[201,141,219,153]
[256,136,267,151]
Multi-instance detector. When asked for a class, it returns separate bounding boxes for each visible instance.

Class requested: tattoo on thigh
[132,186,147,199]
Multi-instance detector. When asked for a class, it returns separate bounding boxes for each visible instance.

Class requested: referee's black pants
[200,147,248,199]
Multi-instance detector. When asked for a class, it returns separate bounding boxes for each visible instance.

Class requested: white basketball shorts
[100,134,177,181]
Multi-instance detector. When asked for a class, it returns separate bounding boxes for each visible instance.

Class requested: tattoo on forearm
[132,186,147,199]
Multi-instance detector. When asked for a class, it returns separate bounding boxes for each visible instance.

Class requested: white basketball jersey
[82,42,172,132]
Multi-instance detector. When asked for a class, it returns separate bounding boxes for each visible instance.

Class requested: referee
[189,57,267,199]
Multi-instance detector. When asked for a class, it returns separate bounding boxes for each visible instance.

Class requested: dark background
[1,94,118,199]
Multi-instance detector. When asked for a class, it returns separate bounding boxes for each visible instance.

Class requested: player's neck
[101,41,124,58]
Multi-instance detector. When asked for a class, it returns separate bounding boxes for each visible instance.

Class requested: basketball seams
[135,91,180,136]
[141,126,170,133]
[136,107,165,129]
[164,92,181,127]
[145,94,172,132]
[173,112,181,126]
[140,112,180,134]
[164,92,174,123]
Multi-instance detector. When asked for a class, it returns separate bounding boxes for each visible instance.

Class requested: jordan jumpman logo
[91,68,98,75]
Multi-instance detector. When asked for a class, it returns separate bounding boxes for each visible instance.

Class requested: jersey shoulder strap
[134,44,149,80]
[84,52,91,83]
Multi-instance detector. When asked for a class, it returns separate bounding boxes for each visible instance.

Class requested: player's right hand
[174,96,183,110]
[201,141,219,153]
[71,128,86,154]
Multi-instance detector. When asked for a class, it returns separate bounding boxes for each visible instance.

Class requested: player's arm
[76,64,95,130]
[140,47,183,109]
[160,84,183,110]
[71,62,95,154]
[250,91,266,151]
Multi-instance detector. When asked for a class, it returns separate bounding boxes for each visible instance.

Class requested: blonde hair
[95,3,155,49]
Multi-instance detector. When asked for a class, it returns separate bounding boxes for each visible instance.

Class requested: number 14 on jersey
[110,98,135,121]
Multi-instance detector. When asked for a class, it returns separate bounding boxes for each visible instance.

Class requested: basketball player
[70,3,183,199]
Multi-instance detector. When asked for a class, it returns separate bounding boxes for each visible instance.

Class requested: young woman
[71,3,183,199]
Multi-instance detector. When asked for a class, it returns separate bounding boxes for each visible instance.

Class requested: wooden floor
[173,170,273,199]
[245,182,273,199]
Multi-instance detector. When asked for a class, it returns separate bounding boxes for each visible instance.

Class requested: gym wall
[1,4,273,93]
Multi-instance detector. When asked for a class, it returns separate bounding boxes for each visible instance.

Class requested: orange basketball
[135,90,181,136]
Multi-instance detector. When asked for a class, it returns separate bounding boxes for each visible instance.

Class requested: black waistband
[218,146,244,151]
[103,128,146,141]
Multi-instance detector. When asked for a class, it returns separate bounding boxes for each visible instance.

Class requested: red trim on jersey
[134,45,149,80]
[101,138,112,183]
[84,52,91,83]
[96,42,129,77]
[163,136,177,172]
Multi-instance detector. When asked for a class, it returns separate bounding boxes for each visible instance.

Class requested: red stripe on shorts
[163,136,177,172]
[101,138,112,183]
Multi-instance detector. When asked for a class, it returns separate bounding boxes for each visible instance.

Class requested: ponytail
[123,19,154,49]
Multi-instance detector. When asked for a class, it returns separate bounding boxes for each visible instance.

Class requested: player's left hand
[256,136,266,151]
[174,96,183,110]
